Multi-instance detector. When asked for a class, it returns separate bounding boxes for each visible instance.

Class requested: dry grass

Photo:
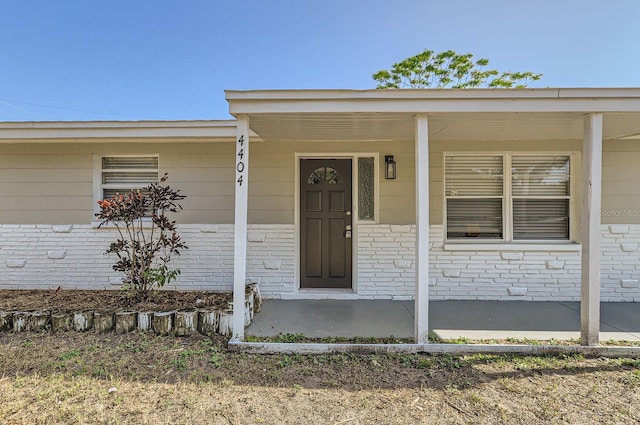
[1,332,640,424]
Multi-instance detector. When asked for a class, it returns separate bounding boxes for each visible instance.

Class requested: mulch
[0,289,231,313]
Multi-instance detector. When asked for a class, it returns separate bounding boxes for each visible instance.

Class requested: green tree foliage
[372,49,542,89]
[96,174,188,301]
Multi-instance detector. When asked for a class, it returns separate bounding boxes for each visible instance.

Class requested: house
[2,88,640,345]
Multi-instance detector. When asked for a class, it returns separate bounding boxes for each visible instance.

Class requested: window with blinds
[100,156,159,199]
[511,155,570,240]
[445,154,571,242]
[445,155,504,239]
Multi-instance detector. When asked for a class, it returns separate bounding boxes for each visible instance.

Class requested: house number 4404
[237,135,245,186]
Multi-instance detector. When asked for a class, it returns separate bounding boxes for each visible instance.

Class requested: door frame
[294,152,380,294]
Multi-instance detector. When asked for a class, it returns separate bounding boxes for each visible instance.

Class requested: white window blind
[512,155,570,240]
[447,198,503,238]
[511,156,570,196]
[513,199,570,240]
[101,156,158,199]
[445,155,503,196]
[445,155,503,239]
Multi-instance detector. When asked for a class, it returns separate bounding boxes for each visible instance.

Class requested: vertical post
[233,115,250,341]
[415,114,430,344]
[581,113,603,346]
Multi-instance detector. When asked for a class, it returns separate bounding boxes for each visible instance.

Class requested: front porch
[247,299,640,342]
[226,88,640,347]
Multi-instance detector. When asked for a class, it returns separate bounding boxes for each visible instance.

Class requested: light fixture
[385,155,396,180]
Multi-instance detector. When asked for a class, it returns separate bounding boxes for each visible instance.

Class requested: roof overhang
[0,120,260,143]
[225,88,640,142]
[226,88,640,114]
[3,89,640,143]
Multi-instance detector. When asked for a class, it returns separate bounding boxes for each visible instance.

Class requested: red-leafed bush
[96,173,188,301]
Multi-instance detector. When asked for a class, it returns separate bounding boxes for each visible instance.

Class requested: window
[308,167,343,185]
[96,155,159,201]
[445,154,572,241]
[357,157,375,221]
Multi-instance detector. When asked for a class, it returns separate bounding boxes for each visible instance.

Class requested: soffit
[247,112,640,142]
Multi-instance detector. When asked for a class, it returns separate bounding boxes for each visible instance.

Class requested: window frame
[92,154,160,218]
[443,151,576,244]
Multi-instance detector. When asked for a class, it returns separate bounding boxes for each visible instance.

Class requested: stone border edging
[0,284,262,337]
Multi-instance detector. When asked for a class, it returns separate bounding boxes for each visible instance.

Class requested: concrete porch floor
[246,300,640,341]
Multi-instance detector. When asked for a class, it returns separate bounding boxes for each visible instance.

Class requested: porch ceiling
[247,112,640,142]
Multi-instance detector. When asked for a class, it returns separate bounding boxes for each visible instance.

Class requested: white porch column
[232,114,250,340]
[581,113,603,346]
[415,113,430,343]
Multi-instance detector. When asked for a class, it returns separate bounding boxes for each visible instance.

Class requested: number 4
[238,149,244,160]
[237,175,243,186]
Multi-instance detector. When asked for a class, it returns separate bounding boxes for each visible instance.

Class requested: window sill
[443,242,581,252]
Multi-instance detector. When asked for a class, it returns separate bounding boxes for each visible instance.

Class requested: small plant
[444,382,460,394]
[209,351,223,368]
[277,355,296,368]
[623,369,640,387]
[427,332,440,343]
[171,355,188,371]
[59,349,81,361]
[49,286,62,299]
[449,336,471,345]
[437,354,468,370]
[272,333,307,343]
[96,173,188,301]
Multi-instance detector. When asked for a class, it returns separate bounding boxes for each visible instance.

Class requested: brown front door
[300,159,352,288]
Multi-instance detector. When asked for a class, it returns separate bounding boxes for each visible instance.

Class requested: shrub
[96,173,188,301]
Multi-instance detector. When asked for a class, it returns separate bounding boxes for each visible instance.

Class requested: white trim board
[228,340,640,356]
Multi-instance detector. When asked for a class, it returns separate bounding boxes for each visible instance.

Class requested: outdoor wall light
[385,155,397,180]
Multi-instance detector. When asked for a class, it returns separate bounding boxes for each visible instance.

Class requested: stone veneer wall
[356,224,416,300]
[246,225,296,297]
[356,224,640,302]
[0,224,295,298]
[2,223,640,301]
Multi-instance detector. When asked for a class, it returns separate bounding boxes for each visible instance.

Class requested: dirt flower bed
[0,289,231,313]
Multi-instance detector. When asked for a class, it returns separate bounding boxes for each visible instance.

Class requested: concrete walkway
[246,300,640,341]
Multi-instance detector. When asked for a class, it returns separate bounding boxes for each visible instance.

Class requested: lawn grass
[1,332,639,424]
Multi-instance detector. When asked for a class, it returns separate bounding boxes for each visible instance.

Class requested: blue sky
[1,0,639,121]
